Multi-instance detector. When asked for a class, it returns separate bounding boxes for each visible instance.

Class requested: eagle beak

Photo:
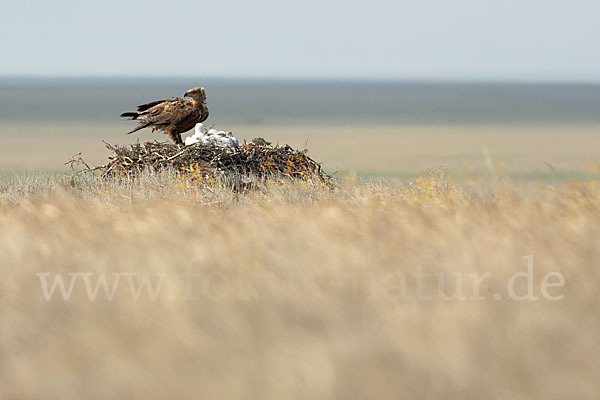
[183,91,189,98]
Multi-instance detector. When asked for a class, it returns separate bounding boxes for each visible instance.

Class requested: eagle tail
[127,122,152,135]
[120,112,139,120]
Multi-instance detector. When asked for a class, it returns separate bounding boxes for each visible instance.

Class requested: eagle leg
[166,130,184,145]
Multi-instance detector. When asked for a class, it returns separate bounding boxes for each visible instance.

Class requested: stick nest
[83,140,333,187]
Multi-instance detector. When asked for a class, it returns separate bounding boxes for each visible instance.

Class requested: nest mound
[93,140,332,186]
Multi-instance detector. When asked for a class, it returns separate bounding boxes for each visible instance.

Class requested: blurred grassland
[0,170,599,399]
[1,122,599,181]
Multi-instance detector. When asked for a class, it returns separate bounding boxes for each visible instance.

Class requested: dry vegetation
[1,169,599,399]
[80,140,332,189]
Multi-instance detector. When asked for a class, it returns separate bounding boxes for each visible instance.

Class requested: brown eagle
[120,87,209,144]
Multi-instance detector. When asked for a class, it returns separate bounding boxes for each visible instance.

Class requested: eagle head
[184,87,206,102]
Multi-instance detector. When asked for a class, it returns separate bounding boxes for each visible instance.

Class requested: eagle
[120,87,209,145]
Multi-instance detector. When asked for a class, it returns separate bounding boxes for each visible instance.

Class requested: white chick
[185,123,239,147]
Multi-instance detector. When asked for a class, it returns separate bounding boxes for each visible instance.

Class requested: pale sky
[1,0,599,80]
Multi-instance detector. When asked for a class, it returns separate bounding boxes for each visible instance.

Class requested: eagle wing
[136,98,175,112]
[125,98,202,135]
[143,99,201,130]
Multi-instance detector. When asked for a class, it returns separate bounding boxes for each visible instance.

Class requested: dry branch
[87,140,333,188]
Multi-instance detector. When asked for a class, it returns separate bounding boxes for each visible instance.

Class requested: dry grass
[1,170,599,399]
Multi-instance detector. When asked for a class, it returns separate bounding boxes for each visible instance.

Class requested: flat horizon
[2,75,600,86]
